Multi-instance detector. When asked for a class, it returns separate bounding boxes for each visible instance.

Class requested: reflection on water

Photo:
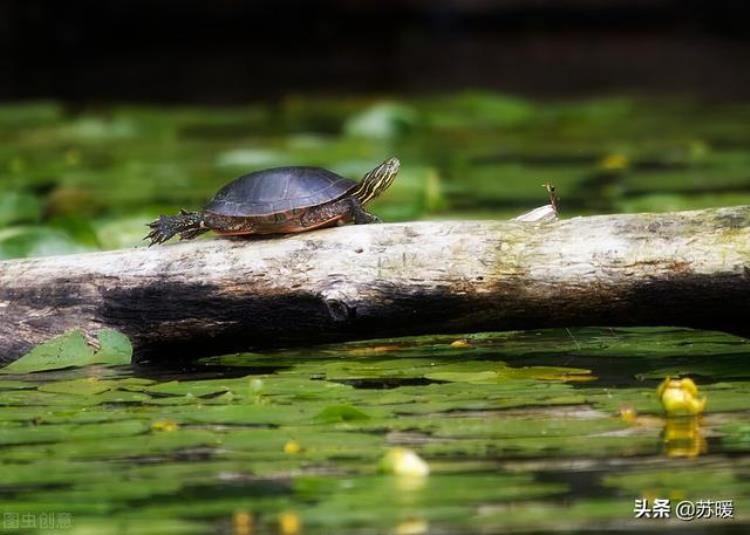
[663,417,708,459]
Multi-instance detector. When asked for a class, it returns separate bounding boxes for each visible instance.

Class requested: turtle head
[352,157,400,205]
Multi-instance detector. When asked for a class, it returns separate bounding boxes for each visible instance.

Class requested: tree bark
[1,205,749,366]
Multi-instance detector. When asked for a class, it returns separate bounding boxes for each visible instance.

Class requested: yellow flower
[151,420,179,432]
[619,404,638,424]
[599,153,629,171]
[283,440,302,455]
[278,512,301,535]
[232,510,253,535]
[380,447,430,477]
[657,377,706,415]
[396,518,429,535]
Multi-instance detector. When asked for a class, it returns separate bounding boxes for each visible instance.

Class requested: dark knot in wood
[323,297,354,323]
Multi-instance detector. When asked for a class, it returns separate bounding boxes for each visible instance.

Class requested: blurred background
[1,0,749,257]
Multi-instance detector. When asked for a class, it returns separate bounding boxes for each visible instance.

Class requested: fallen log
[1,205,749,365]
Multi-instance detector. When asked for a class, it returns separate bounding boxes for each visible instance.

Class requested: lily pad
[1,329,132,374]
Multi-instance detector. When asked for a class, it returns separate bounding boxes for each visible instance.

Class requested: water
[1,328,749,533]
[1,94,749,533]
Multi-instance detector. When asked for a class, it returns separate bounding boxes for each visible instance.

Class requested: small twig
[543,183,560,215]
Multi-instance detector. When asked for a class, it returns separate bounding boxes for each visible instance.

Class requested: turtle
[145,156,400,245]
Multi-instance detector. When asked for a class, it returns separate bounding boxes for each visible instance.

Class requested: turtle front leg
[301,197,381,228]
[348,198,381,224]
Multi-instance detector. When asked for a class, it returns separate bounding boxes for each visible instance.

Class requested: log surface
[1,206,749,365]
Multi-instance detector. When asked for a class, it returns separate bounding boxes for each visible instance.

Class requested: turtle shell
[204,166,357,217]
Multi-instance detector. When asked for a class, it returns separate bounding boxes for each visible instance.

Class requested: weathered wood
[1,206,749,365]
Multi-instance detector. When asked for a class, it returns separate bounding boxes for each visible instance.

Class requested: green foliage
[0,226,92,259]
[0,191,42,226]
[343,102,419,139]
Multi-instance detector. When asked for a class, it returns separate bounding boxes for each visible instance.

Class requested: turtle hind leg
[145,210,206,246]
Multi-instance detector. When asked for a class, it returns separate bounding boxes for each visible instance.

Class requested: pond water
[1,95,749,533]
[2,329,749,533]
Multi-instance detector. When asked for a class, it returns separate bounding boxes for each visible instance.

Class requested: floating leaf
[1,329,132,373]
[1,331,94,373]
[314,405,371,424]
[0,420,147,446]
[95,329,133,365]
[38,378,115,396]
[426,365,593,384]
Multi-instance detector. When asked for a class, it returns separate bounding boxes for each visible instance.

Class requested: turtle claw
[144,212,206,246]
[145,216,176,246]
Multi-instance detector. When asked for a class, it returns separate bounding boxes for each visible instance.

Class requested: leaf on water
[345,345,403,356]
[314,405,371,424]
[144,395,202,406]
[221,427,384,462]
[1,331,94,374]
[38,378,115,396]
[637,355,750,380]
[145,378,246,398]
[113,377,158,392]
[0,380,35,390]
[1,329,133,374]
[426,365,593,384]
[47,517,207,534]
[427,371,498,383]
[91,390,153,405]
[177,404,309,426]
[92,329,133,365]
[496,366,595,382]
[0,420,148,446]
[23,429,221,461]
[323,358,450,381]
